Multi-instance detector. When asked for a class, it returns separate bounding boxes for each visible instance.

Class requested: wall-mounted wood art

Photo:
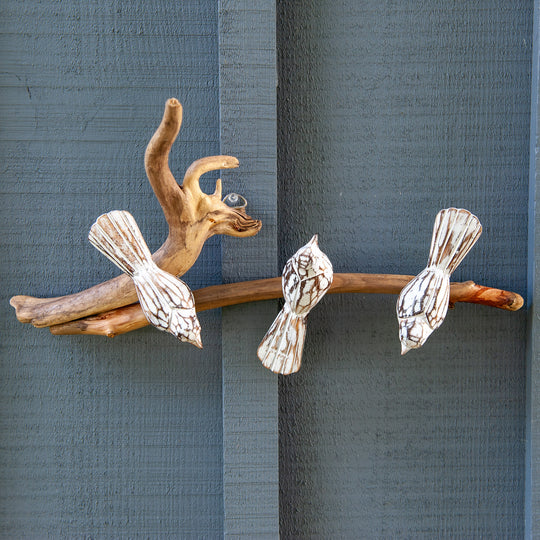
[8,100,524,373]
[89,210,202,348]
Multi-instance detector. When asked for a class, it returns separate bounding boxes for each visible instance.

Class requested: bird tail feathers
[88,210,154,276]
[257,306,306,375]
[427,208,482,273]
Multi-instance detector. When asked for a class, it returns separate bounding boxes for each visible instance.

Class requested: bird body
[258,235,333,374]
[397,208,482,354]
[88,210,202,348]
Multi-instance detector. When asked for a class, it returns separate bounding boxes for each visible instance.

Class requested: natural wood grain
[9,99,261,329]
[48,273,523,337]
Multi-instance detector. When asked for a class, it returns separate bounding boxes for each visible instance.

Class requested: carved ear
[213,178,222,198]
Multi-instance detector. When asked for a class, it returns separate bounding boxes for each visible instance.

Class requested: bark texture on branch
[10,99,261,328]
[49,274,524,337]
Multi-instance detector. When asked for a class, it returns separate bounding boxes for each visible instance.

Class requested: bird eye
[222,193,247,209]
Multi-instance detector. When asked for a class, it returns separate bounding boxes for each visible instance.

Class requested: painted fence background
[1,1,537,537]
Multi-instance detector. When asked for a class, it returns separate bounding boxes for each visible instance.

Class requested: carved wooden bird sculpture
[258,235,333,374]
[397,207,482,355]
[88,210,202,348]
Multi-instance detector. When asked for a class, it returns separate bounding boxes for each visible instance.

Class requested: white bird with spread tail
[397,207,482,355]
[88,210,202,348]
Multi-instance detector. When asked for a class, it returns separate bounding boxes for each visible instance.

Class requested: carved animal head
[181,156,262,238]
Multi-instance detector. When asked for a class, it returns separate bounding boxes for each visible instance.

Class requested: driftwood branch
[49,274,524,337]
[10,98,262,328]
[8,100,524,340]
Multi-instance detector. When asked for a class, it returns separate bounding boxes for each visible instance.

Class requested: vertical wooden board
[278,1,531,537]
[219,0,279,536]
[1,1,224,536]
[221,304,280,537]
[527,0,540,536]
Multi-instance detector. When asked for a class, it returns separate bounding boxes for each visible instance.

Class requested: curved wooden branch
[49,274,524,337]
[183,156,238,197]
[10,99,262,329]
[144,98,184,222]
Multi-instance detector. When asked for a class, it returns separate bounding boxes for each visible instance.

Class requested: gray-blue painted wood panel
[277,1,532,537]
[527,1,539,536]
[219,0,279,536]
[1,0,536,537]
[1,1,224,536]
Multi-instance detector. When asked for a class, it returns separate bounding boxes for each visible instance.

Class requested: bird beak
[192,334,203,349]
[400,342,411,355]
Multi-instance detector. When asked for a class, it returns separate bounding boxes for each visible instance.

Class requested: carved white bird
[88,210,202,348]
[397,207,482,355]
[258,235,333,374]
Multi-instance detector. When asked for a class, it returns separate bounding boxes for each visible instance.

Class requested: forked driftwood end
[10,99,261,328]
